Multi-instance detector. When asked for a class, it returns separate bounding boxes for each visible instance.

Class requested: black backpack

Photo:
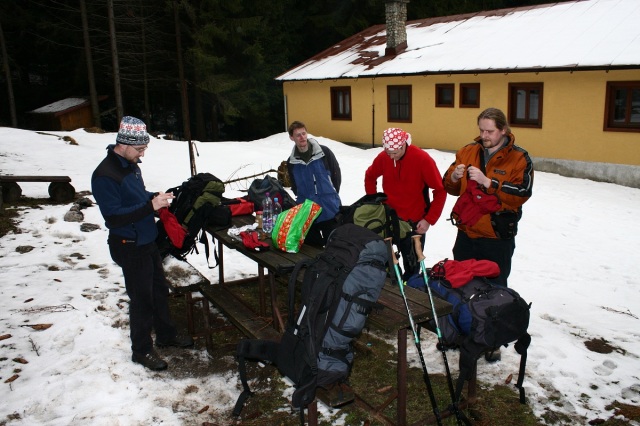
[156,172,231,265]
[233,224,388,419]
[247,175,296,211]
[427,268,532,404]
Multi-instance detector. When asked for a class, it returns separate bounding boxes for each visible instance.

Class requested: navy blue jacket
[91,145,157,245]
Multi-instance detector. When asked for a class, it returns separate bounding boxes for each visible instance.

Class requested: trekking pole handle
[412,235,426,263]
[385,237,406,290]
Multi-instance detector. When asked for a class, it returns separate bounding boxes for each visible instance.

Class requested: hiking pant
[398,233,423,281]
[452,230,515,287]
[108,236,177,355]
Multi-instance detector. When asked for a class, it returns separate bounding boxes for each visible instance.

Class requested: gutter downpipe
[283,94,288,132]
[371,79,376,147]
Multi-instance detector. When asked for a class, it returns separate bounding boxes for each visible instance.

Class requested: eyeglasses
[130,145,148,153]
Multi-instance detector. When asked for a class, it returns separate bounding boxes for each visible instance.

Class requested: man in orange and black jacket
[443,107,533,289]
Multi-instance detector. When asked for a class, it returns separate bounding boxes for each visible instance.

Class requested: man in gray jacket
[286,121,342,246]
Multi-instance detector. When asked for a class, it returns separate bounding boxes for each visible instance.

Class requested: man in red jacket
[365,128,446,279]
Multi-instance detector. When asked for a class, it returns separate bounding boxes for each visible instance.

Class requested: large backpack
[233,224,388,419]
[426,260,532,404]
[156,172,231,265]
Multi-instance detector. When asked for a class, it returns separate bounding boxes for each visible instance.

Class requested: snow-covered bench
[0,175,75,203]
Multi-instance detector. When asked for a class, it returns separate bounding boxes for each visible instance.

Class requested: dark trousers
[452,230,515,287]
[109,237,177,355]
[398,233,424,281]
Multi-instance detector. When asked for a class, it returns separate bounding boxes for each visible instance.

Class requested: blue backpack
[410,259,532,403]
[427,277,530,349]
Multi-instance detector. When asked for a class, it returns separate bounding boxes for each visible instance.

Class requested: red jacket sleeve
[364,153,384,194]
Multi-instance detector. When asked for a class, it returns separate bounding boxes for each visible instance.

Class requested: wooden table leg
[268,271,285,332]
[307,399,318,426]
[258,266,266,316]
[217,237,225,285]
[200,297,214,355]
[185,291,195,336]
[468,361,478,404]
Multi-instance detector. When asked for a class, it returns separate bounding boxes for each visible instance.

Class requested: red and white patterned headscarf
[382,128,411,151]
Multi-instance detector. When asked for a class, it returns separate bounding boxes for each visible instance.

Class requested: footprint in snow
[593,359,617,376]
[621,383,640,401]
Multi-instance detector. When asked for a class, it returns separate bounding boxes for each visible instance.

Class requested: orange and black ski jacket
[443,133,533,239]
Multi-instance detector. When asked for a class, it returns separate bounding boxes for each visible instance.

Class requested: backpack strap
[320,345,352,373]
[232,339,280,417]
[200,231,219,269]
[184,230,219,269]
[336,292,383,325]
[455,333,531,405]
[514,332,531,404]
[287,259,315,328]
[307,257,350,375]
[454,338,484,403]
[386,205,402,245]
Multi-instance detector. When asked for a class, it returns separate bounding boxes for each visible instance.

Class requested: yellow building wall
[282,69,640,166]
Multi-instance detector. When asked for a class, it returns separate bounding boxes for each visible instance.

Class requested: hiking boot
[318,382,355,407]
[484,348,501,363]
[132,350,168,371]
[155,334,194,348]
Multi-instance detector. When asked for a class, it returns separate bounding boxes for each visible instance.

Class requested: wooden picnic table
[200,215,473,426]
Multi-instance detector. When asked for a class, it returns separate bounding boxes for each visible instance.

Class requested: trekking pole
[413,235,470,426]
[385,238,443,426]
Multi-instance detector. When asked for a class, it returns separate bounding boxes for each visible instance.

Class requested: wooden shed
[26,96,106,131]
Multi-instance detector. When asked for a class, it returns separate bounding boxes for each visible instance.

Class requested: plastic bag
[271,200,322,253]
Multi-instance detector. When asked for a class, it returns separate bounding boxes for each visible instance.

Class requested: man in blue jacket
[286,121,342,246]
[92,116,193,371]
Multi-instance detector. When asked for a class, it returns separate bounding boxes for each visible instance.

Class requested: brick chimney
[385,0,409,56]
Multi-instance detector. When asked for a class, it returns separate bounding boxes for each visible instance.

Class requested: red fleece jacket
[364,144,446,225]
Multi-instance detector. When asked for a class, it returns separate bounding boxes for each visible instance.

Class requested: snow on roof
[277,0,640,81]
[29,97,89,114]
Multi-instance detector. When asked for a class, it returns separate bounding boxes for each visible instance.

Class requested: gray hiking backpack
[233,224,388,419]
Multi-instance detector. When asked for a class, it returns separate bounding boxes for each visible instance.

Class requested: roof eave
[277,64,640,82]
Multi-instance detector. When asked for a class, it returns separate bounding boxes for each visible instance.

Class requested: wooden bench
[201,215,471,426]
[0,175,75,202]
[163,256,212,340]
[199,283,280,342]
